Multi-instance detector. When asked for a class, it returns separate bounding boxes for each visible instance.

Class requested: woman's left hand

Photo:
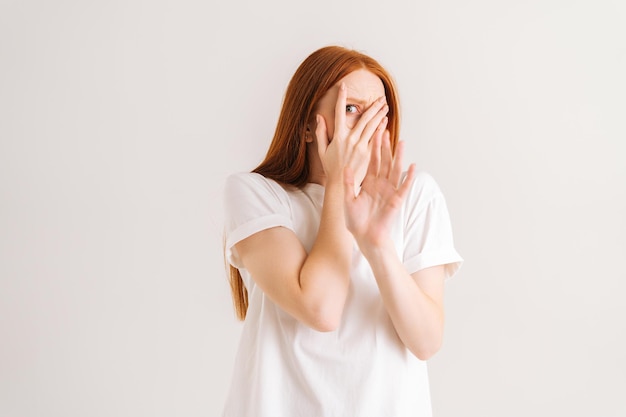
[343,132,416,250]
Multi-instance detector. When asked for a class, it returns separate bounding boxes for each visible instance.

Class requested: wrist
[357,236,396,261]
[323,176,344,194]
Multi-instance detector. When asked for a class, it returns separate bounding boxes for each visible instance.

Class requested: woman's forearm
[361,239,445,360]
[298,180,354,331]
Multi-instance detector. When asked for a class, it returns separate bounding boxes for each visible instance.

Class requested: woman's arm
[234,179,352,332]
[343,133,446,359]
[360,244,446,360]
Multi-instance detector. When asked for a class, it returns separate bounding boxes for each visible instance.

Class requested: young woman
[222,46,462,417]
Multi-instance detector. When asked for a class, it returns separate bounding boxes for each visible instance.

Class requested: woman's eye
[346,104,358,114]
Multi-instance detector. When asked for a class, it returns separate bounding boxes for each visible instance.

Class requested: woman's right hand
[315,83,389,187]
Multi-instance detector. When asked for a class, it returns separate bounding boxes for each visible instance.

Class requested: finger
[380,130,393,179]
[352,97,387,140]
[315,114,329,155]
[366,129,382,179]
[389,139,406,187]
[397,162,417,200]
[366,118,386,173]
[375,116,388,144]
[343,166,357,200]
[334,83,348,138]
[358,103,389,145]
[360,116,389,158]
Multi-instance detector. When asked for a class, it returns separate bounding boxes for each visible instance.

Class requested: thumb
[315,115,329,156]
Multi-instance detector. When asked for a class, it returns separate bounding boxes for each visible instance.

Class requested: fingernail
[340,83,346,91]
[378,96,386,103]
[316,115,321,124]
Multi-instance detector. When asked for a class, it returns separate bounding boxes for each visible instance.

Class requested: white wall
[1,1,624,416]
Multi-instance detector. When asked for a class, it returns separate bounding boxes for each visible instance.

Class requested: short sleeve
[223,172,293,269]
[402,172,463,279]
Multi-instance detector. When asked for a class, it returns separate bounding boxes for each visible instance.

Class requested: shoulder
[410,170,441,193]
[223,172,293,212]
[225,171,280,190]
[225,172,289,197]
[405,170,444,210]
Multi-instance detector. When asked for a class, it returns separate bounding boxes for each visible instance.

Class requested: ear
[305,125,313,143]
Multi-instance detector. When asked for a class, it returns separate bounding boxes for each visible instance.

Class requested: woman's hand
[315,83,389,185]
[343,136,446,360]
[343,132,416,250]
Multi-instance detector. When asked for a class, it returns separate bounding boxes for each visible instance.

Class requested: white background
[1,0,625,416]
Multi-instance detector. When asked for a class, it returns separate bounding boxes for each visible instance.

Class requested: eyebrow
[345,97,370,106]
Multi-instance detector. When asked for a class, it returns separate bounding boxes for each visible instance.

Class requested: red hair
[229,46,401,320]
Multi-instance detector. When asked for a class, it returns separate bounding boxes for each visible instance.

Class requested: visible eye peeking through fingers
[346,104,359,114]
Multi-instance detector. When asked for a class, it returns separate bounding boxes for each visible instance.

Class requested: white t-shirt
[222,171,463,417]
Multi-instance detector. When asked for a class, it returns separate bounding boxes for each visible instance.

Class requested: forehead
[340,69,385,98]
[318,69,385,107]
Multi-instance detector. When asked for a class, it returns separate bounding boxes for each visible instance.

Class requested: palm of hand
[344,135,416,248]
[345,174,406,245]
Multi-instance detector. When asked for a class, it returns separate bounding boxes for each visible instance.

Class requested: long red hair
[228,45,401,320]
